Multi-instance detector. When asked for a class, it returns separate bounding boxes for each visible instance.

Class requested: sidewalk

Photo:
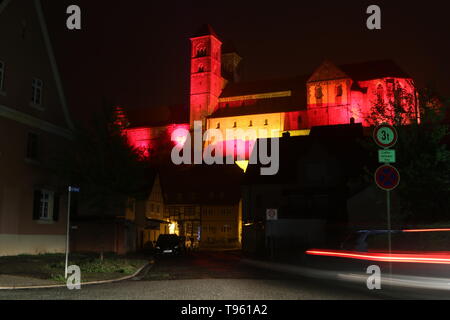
[0,275,59,288]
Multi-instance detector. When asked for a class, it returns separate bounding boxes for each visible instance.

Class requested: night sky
[41,0,450,123]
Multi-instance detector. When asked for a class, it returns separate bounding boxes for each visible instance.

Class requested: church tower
[189,24,223,128]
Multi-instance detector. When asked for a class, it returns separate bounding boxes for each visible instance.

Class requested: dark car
[155,234,184,255]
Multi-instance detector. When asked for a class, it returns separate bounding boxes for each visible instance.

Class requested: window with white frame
[0,60,4,91]
[33,189,59,221]
[31,78,43,106]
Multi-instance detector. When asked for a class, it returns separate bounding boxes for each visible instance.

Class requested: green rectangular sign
[378,149,396,163]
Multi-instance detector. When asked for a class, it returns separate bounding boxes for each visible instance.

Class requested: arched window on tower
[198,64,205,73]
[336,85,343,105]
[315,86,323,106]
[196,47,207,58]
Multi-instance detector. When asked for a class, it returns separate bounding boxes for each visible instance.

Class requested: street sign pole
[387,190,392,279]
[374,124,399,282]
[65,188,71,279]
[65,186,79,279]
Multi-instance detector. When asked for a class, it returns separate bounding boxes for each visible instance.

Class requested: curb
[0,260,154,291]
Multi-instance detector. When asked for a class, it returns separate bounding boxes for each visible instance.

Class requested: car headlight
[174,245,179,249]
[156,246,160,249]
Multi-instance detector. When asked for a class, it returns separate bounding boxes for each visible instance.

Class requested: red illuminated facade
[121,24,419,159]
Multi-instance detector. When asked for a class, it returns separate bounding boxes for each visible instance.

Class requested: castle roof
[191,24,220,39]
[339,59,411,81]
[210,75,309,118]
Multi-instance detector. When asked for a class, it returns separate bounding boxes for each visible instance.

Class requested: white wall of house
[0,234,65,256]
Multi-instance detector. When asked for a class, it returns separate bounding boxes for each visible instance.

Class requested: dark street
[0,251,379,300]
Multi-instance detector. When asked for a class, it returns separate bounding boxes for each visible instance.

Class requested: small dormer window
[216,123,220,129]
[336,85,343,97]
[249,120,253,127]
[233,121,237,128]
[264,119,268,126]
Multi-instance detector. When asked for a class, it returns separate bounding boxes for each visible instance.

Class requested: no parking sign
[266,209,278,221]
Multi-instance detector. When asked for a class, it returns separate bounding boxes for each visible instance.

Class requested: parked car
[155,234,185,255]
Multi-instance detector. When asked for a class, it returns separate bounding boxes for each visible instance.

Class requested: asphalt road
[0,251,381,300]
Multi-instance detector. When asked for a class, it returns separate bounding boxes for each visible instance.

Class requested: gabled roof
[308,59,411,84]
[192,24,220,39]
[209,97,305,118]
[0,0,75,135]
[339,60,411,82]
[210,75,308,118]
[221,75,309,98]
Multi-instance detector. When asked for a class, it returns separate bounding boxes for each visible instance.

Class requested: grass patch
[0,253,148,283]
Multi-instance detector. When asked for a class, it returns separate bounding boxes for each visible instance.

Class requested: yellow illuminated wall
[206,112,285,142]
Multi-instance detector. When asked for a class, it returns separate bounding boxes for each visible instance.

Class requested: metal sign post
[65,186,79,279]
[374,124,399,281]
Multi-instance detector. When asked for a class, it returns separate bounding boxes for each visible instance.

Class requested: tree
[53,105,151,258]
[363,83,450,227]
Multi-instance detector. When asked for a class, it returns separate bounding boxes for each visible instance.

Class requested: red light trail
[306,249,450,265]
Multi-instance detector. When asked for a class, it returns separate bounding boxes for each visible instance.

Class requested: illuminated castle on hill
[123,24,418,160]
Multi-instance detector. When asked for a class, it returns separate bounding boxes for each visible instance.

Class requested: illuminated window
[336,85,343,105]
[376,84,384,101]
[33,190,59,221]
[315,86,323,105]
[26,132,39,160]
[31,78,43,106]
[0,60,4,91]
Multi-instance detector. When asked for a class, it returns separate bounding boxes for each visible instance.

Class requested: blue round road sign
[375,165,400,191]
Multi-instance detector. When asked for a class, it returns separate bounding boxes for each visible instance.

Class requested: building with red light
[123,24,418,160]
